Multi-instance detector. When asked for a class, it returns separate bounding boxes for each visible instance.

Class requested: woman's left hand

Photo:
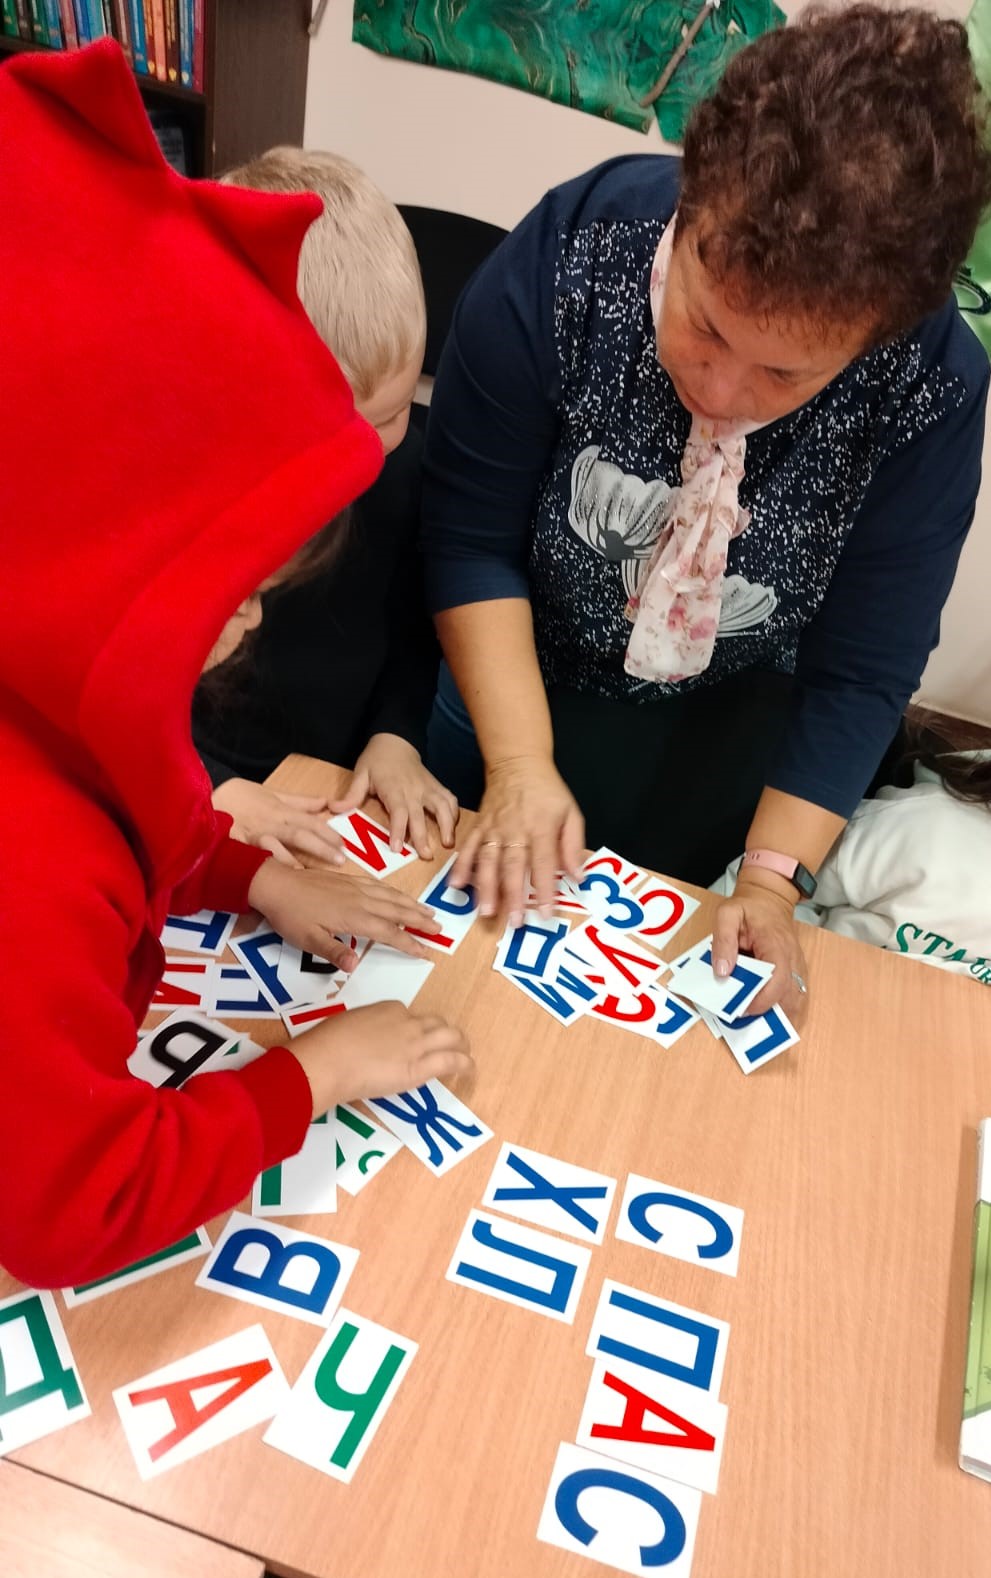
[711,880,809,1022]
[331,733,459,861]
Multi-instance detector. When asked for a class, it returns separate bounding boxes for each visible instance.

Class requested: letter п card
[668,936,773,1020]
[366,1079,492,1175]
[112,1324,289,1480]
[537,1440,702,1578]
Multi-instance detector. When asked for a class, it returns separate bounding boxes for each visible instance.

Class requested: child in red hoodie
[0,42,470,1291]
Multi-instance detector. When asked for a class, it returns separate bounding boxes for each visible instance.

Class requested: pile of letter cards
[961,1117,991,1481]
[0,813,799,1576]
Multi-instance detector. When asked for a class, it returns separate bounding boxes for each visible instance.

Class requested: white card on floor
[160,907,236,957]
[367,1078,492,1175]
[264,1308,416,1482]
[196,1211,357,1328]
[327,809,418,877]
[446,1208,591,1324]
[720,1005,800,1073]
[589,984,697,1049]
[616,1175,743,1277]
[0,1289,90,1457]
[335,1104,403,1195]
[481,1142,616,1245]
[63,1228,212,1307]
[335,947,434,1009]
[406,854,478,953]
[536,1440,702,1578]
[127,1009,240,1088]
[587,1279,729,1400]
[576,1357,727,1496]
[669,938,773,1020]
[252,1115,339,1216]
[113,1324,288,1480]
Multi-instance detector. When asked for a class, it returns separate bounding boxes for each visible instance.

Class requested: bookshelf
[0,1,312,178]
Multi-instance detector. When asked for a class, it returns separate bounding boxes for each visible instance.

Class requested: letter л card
[719,1005,800,1073]
[576,1357,728,1496]
[481,1141,616,1245]
[446,1208,591,1324]
[668,937,773,1020]
[335,1103,403,1195]
[112,1324,288,1480]
[252,1116,339,1216]
[367,1078,492,1176]
[537,1440,702,1578]
[197,1211,357,1328]
[327,808,418,877]
[587,1279,730,1400]
[617,1175,744,1277]
[0,1289,90,1457]
[264,1308,416,1482]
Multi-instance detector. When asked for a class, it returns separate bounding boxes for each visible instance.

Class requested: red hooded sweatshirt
[0,42,383,1288]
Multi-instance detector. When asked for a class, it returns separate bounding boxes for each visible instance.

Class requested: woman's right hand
[449,755,585,925]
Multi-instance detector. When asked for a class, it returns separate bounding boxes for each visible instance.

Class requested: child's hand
[290,1002,472,1118]
[214,778,346,869]
[247,859,435,964]
[332,733,459,860]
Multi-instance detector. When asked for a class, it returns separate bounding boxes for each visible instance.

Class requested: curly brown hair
[678,4,991,343]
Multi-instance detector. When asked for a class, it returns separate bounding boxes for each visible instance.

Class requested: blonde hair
[221,147,425,401]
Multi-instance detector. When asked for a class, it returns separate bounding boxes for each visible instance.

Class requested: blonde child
[193,150,457,863]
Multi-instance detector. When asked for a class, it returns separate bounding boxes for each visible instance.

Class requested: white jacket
[715,758,991,985]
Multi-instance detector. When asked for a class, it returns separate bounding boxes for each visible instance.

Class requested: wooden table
[4,752,991,1578]
[0,1461,264,1578]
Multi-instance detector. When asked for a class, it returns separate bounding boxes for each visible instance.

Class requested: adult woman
[422,4,991,1018]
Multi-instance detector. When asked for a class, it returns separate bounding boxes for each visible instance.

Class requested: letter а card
[616,1175,744,1277]
[196,1211,358,1328]
[481,1142,616,1245]
[0,1290,90,1457]
[575,1357,728,1496]
[537,1440,701,1578]
[112,1324,288,1479]
[264,1308,416,1482]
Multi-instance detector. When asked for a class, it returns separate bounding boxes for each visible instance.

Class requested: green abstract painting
[353,1,784,143]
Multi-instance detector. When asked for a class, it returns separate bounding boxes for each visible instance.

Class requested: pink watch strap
[741,848,799,881]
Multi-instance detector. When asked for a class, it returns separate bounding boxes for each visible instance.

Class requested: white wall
[305,0,989,724]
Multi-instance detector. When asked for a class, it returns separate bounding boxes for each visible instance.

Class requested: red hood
[0,41,383,889]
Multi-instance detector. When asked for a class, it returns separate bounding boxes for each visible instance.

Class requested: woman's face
[657,226,873,426]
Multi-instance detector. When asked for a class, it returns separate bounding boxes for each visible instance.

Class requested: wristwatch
[741,848,818,900]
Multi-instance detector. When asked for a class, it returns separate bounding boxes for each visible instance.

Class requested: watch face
[794,862,817,900]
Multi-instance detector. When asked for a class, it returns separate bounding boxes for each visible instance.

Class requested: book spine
[58,0,76,46]
[26,0,46,44]
[84,0,103,37]
[128,0,146,72]
[111,0,131,61]
[2,0,18,38]
[150,0,166,81]
[192,0,203,91]
[178,0,191,87]
[71,0,88,41]
[140,0,154,72]
[163,0,177,82]
[47,0,63,44]
[12,0,31,38]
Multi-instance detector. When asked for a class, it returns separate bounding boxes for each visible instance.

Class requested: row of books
[2,0,205,91]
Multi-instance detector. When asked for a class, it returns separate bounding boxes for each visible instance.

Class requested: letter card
[406,853,479,953]
[112,1324,288,1479]
[668,938,773,1020]
[719,1005,800,1073]
[326,809,418,877]
[252,1116,339,1217]
[335,1104,402,1195]
[367,1079,492,1175]
[587,1280,729,1399]
[576,1357,728,1496]
[0,1290,90,1456]
[481,1142,616,1245]
[62,1228,212,1307]
[616,1175,744,1277]
[446,1208,591,1324]
[537,1441,701,1578]
[264,1308,416,1482]
[197,1211,357,1328]
[160,907,236,956]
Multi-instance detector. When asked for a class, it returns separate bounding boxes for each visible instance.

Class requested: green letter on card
[314,1319,406,1471]
[0,1294,82,1439]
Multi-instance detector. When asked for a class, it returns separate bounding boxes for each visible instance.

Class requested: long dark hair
[904,713,991,810]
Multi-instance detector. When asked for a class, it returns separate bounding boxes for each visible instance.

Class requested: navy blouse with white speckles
[422,156,989,819]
